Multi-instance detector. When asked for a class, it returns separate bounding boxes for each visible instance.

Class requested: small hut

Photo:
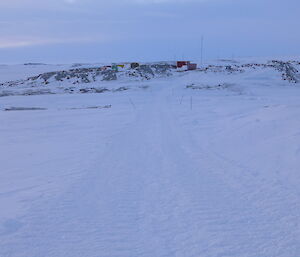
[177,61,190,68]
[187,63,197,70]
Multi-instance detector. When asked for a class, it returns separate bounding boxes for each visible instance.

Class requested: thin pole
[201,36,204,66]
[190,96,193,110]
[129,97,136,109]
[180,95,184,105]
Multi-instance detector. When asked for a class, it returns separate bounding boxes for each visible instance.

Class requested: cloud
[0,0,299,63]
[0,35,111,49]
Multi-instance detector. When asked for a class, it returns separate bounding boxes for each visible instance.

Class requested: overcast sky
[0,0,299,63]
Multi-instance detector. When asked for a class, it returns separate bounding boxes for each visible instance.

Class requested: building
[187,63,197,70]
[177,61,190,68]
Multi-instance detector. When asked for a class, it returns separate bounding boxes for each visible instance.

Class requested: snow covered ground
[1,59,300,256]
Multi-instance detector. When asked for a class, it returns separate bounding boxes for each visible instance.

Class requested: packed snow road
[1,72,300,256]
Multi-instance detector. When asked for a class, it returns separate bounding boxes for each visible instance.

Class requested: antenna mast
[201,36,204,66]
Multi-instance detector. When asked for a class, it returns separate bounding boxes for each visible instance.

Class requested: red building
[177,61,190,68]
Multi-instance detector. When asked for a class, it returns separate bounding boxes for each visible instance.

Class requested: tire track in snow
[1,87,300,257]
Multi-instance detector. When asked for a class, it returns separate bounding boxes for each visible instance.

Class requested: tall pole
[201,36,204,66]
